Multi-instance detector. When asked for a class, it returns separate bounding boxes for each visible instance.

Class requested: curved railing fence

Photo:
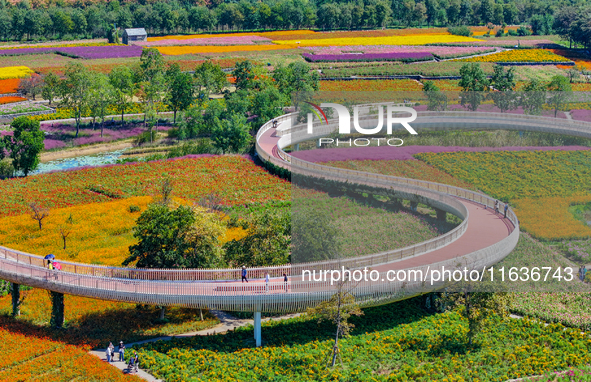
[1,109,569,312]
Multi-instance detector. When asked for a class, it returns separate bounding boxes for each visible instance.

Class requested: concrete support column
[50,291,64,328]
[410,201,418,212]
[435,208,447,222]
[11,283,20,317]
[254,311,262,347]
[294,143,300,151]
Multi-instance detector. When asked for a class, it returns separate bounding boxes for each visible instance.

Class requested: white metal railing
[0,109,534,312]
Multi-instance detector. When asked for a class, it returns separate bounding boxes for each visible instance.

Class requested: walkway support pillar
[410,201,418,212]
[50,291,64,328]
[254,311,262,347]
[435,208,447,222]
[11,283,20,316]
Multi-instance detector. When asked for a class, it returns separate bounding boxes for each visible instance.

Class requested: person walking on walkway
[283,273,288,292]
[108,342,114,361]
[133,352,139,373]
[494,200,499,214]
[241,266,248,283]
[584,265,588,281]
[118,341,125,362]
[504,203,509,219]
[265,272,270,292]
[106,345,112,363]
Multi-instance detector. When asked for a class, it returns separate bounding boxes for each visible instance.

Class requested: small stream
[32,149,128,174]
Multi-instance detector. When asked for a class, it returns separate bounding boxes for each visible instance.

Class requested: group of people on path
[241,266,289,292]
[105,341,139,373]
[494,200,510,219]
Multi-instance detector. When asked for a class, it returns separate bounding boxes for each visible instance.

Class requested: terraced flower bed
[304,45,496,59]
[0,45,143,59]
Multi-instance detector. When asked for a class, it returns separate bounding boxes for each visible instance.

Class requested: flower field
[305,45,496,59]
[0,326,144,382]
[0,196,247,266]
[0,45,143,59]
[415,150,591,240]
[156,44,297,55]
[0,65,33,79]
[319,79,423,91]
[140,35,272,47]
[0,289,219,348]
[303,51,433,63]
[0,155,289,217]
[274,34,483,47]
[0,95,26,104]
[0,78,20,93]
[319,61,496,78]
[0,101,51,115]
[512,195,591,240]
[148,30,315,42]
[135,295,591,382]
[459,49,569,63]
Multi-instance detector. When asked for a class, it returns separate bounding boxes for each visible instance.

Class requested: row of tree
[0,0,577,40]
[424,63,574,117]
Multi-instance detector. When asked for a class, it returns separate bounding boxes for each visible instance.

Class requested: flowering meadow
[0,325,144,382]
[148,30,315,42]
[0,155,290,217]
[0,78,19,93]
[0,289,219,349]
[0,65,33,79]
[140,35,272,47]
[0,95,26,104]
[303,51,434,63]
[136,296,591,382]
[304,45,496,59]
[459,49,570,63]
[415,150,591,240]
[0,196,247,266]
[156,44,297,55]
[274,34,483,47]
[319,79,423,91]
[0,45,143,59]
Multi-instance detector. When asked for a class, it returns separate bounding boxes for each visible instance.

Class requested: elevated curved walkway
[4,110,589,315]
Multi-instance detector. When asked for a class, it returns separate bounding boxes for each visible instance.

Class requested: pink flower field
[303,45,497,59]
[291,145,591,162]
[138,35,272,47]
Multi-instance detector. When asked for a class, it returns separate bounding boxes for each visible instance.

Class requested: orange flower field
[0,196,247,266]
[0,95,26,104]
[0,77,19,93]
[0,324,143,381]
[319,79,423,92]
[513,195,591,240]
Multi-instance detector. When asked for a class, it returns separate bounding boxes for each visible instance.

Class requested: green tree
[422,80,448,111]
[137,48,166,129]
[547,75,572,117]
[459,63,489,111]
[194,61,227,101]
[224,209,290,267]
[211,114,252,154]
[251,85,286,128]
[232,60,255,90]
[41,72,60,107]
[166,63,194,123]
[124,203,225,269]
[59,62,92,138]
[109,66,135,123]
[307,278,363,367]
[87,73,115,137]
[2,117,44,176]
[488,65,517,113]
[520,79,546,115]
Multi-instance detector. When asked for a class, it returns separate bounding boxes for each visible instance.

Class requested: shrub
[447,26,472,37]
[495,29,505,37]
[517,26,532,36]
[128,205,141,213]
[508,29,518,36]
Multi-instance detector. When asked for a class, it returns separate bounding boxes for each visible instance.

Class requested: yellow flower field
[459,49,569,63]
[0,65,33,79]
[0,196,246,266]
[273,34,483,47]
[156,44,298,55]
[513,195,591,241]
[149,30,315,42]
